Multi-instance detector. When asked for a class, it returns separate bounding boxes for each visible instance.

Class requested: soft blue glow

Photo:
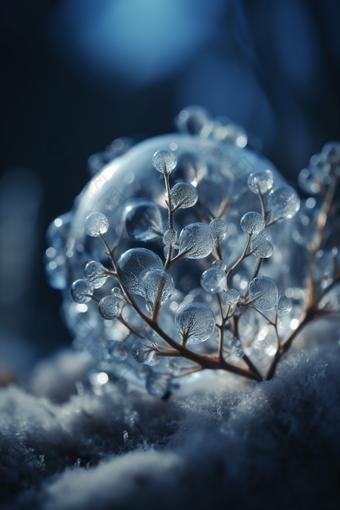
[50,0,224,86]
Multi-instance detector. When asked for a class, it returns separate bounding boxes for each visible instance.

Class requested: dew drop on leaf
[248,276,279,311]
[201,268,226,294]
[70,279,93,304]
[84,212,109,237]
[275,295,293,316]
[222,288,240,305]
[170,182,198,209]
[98,296,120,320]
[163,229,177,247]
[131,339,159,366]
[210,218,227,242]
[212,260,227,272]
[142,269,175,311]
[267,186,300,220]
[153,150,177,174]
[240,212,265,234]
[247,170,273,194]
[84,261,107,289]
[117,248,163,297]
[179,222,215,259]
[175,302,215,344]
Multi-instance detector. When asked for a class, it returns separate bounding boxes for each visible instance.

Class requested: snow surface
[1,321,340,510]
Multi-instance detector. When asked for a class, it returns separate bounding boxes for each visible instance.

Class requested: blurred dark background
[0,0,339,379]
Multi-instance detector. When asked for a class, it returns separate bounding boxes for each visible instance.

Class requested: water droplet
[176,302,215,344]
[275,295,292,316]
[170,182,198,209]
[249,229,273,258]
[84,261,107,288]
[179,222,215,259]
[146,373,170,398]
[240,212,265,234]
[210,218,227,242]
[70,279,93,304]
[117,248,163,297]
[142,269,175,312]
[201,268,226,294]
[131,339,159,365]
[212,260,227,272]
[222,288,240,305]
[153,150,177,174]
[98,296,120,320]
[84,212,109,237]
[125,200,162,241]
[175,105,213,137]
[163,229,177,247]
[247,170,273,194]
[248,276,279,311]
[111,287,124,300]
[267,186,300,220]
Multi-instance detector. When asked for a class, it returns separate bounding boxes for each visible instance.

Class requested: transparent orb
[46,128,299,392]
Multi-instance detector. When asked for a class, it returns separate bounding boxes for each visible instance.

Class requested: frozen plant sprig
[70,144,340,397]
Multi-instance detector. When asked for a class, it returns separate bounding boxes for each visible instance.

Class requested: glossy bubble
[247,170,273,194]
[153,150,177,174]
[131,339,159,366]
[170,182,198,209]
[70,279,93,304]
[210,218,227,242]
[179,222,215,259]
[267,186,300,220]
[176,302,215,344]
[98,296,120,320]
[84,261,107,289]
[248,276,279,311]
[212,260,227,272]
[142,269,175,313]
[163,229,178,247]
[85,212,109,237]
[222,288,240,305]
[146,373,170,398]
[240,212,265,234]
[117,248,163,297]
[125,200,163,241]
[275,295,293,316]
[201,268,227,294]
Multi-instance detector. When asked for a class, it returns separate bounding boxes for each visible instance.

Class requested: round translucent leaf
[70,279,93,304]
[321,141,340,166]
[222,288,240,305]
[170,182,198,209]
[267,186,300,220]
[212,260,227,272]
[84,212,109,237]
[240,212,265,234]
[249,230,273,258]
[146,373,170,398]
[275,295,293,316]
[131,339,159,365]
[125,200,162,241]
[163,229,177,247]
[210,218,227,242]
[248,276,279,311]
[109,341,128,361]
[175,105,213,138]
[152,150,177,174]
[111,287,124,300]
[179,222,215,259]
[117,248,163,297]
[298,168,321,195]
[84,261,107,289]
[247,170,273,195]
[201,268,227,294]
[142,269,175,310]
[176,302,215,344]
[98,296,120,320]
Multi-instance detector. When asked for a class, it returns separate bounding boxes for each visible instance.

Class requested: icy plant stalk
[70,142,340,397]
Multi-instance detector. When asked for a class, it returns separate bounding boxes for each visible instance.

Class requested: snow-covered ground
[1,322,340,510]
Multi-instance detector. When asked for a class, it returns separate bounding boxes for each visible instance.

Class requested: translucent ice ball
[45,118,302,396]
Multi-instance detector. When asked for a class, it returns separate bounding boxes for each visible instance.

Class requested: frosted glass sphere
[46,128,300,393]
[201,268,227,294]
